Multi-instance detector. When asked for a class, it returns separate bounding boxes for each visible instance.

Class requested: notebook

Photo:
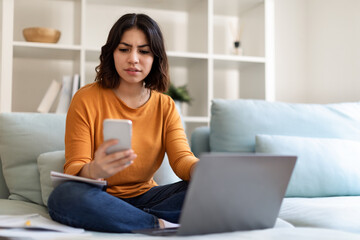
[133,153,297,236]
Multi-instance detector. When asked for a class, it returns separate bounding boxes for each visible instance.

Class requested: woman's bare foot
[158,219,180,229]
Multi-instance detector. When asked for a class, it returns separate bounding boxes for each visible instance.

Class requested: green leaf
[165,83,192,103]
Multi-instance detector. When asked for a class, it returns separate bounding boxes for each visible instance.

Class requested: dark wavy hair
[95,13,169,92]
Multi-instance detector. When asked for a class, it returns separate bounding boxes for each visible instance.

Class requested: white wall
[274,0,307,103]
[275,0,360,104]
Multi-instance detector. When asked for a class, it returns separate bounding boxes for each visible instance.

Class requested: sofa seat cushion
[89,227,360,239]
[0,113,66,206]
[210,99,360,152]
[0,199,49,218]
[279,196,360,233]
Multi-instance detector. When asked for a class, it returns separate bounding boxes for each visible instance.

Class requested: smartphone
[103,119,132,154]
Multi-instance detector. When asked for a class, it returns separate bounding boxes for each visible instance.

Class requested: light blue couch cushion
[256,134,360,197]
[210,99,360,152]
[0,113,66,205]
[37,150,65,206]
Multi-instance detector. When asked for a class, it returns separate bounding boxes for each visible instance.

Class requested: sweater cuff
[177,157,199,181]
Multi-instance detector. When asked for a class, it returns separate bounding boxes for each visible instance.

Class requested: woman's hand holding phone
[87,139,136,179]
[79,119,135,179]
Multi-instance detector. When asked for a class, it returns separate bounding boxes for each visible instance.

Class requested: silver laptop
[134,153,297,236]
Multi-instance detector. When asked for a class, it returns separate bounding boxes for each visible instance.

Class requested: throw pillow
[37,151,66,206]
[255,134,360,197]
[0,113,66,205]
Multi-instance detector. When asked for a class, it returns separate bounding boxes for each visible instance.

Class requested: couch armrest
[191,126,210,157]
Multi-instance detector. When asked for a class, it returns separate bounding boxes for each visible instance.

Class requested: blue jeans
[47,180,188,233]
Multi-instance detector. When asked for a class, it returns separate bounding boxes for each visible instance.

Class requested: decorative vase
[233,41,243,55]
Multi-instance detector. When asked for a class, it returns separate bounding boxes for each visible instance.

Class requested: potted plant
[165,83,192,104]
[165,83,192,115]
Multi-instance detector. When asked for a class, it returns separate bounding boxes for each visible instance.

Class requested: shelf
[213,55,265,70]
[85,49,265,66]
[13,41,81,60]
[13,41,81,50]
[213,54,265,63]
[85,48,263,64]
[183,116,209,123]
[1,0,274,137]
[167,51,208,60]
[84,49,209,63]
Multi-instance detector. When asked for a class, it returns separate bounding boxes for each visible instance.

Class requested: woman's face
[113,28,154,86]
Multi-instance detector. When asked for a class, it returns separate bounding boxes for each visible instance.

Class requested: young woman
[47,13,199,233]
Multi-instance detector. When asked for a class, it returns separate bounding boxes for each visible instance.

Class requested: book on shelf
[36,79,61,113]
[71,73,80,98]
[37,74,81,114]
[55,75,73,114]
[50,171,107,188]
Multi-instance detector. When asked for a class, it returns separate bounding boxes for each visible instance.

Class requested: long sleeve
[64,85,96,176]
[164,100,198,180]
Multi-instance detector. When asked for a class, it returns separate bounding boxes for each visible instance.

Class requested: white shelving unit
[0,0,274,138]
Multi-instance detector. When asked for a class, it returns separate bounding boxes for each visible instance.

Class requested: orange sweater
[64,82,198,198]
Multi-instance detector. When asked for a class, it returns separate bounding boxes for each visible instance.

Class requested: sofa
[1,99,360,239]
[191,99,360,235]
